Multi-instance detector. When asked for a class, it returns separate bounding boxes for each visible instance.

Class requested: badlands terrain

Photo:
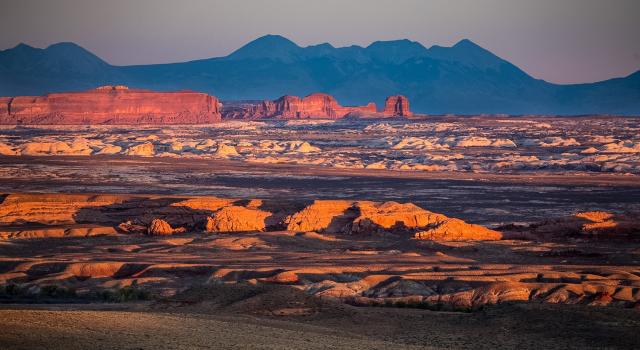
[0,192,639,349]
[0,115,639,226]
[1,115,639,349]
[1,115,639,175]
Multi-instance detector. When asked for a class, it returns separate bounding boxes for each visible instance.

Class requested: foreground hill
[1,35,639,114]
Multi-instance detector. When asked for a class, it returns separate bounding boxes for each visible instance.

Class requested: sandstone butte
[0,85,222,125]
[223,93,412,119]
[1,85,413,123]
[383,95,413,117]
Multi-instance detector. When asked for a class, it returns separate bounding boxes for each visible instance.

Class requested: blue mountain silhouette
[1,35,638,115]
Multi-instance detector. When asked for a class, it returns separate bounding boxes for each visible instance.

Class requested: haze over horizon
[1,0,639,84]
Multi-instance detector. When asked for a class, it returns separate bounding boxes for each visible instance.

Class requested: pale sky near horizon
[1,0,639,84]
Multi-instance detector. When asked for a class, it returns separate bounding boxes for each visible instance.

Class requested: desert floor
[1,301,639,349]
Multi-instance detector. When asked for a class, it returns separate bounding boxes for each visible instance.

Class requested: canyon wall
[0,85,222,124]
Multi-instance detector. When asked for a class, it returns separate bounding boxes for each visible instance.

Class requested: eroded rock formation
[205,206,271,233]
[223,93,379,119]
[285,200,501,240]
[147,219,175,236]
[501,210,640,240]
[414,218,502,241]
[0,193,499,241]
[285,200,356,233]
[2,87,413,123]
[0,85,222,125]
[383,95,412,116]
[2,193,640,311]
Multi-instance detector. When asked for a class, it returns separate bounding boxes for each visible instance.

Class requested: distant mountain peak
[365,39,428,63]
[308,42,335,50]
[451,38,492,56]
[41,42,109,67]
[250,34,298,46]
[366,39,426,50]
[453,38,478,47]
[1,43,38,56]
[13,42,35,50]
[46,42,85,50]
[227,34,301,61]
[1,35,638,114]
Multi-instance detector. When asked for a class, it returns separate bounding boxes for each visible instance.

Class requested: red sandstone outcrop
[285,199,501,240]
[350,201,449,234]
[414,218,502,241]
[285,200,356,233]
[147,219,175,236]
[382,95,412,117]
[223,93,414,119]
[223,93,377,119]
[0,193,499,241]
[0,85,222,125]
[205,206,271,233]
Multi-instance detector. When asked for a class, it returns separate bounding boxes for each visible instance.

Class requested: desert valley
[0,85,639,349]
[1,1,640,348]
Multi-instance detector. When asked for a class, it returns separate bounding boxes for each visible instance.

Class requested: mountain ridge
[1,35,639,115]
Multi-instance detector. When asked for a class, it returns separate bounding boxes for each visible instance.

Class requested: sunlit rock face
[0,193,500,241]
[223,93,378,119]
[146,218,175,236]
[0,85,222,125]
[283,199,501,240]
[383,95,412,117]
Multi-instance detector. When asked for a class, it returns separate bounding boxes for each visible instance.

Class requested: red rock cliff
[383,95,412,117]
[223,93,377,119]
[0,85,222,125]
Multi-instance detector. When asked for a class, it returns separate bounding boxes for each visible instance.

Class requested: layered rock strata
[222,93,410,119]
[0,85,222,124]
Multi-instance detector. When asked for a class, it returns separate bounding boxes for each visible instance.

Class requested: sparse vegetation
[0,283,27,298]
[0,283,150,303]
[345,296,476,313]
[0,283,77,301]
[39,285,77,298]
[97,286,151,302]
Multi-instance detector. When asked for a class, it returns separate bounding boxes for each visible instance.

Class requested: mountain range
[1,34,639,115]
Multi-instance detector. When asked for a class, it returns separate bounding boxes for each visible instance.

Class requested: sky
[1,0,639,84]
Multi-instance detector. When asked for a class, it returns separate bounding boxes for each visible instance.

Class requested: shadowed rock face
[0,85,222,125]
[501,210,640,240]
[223,93,379,119]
